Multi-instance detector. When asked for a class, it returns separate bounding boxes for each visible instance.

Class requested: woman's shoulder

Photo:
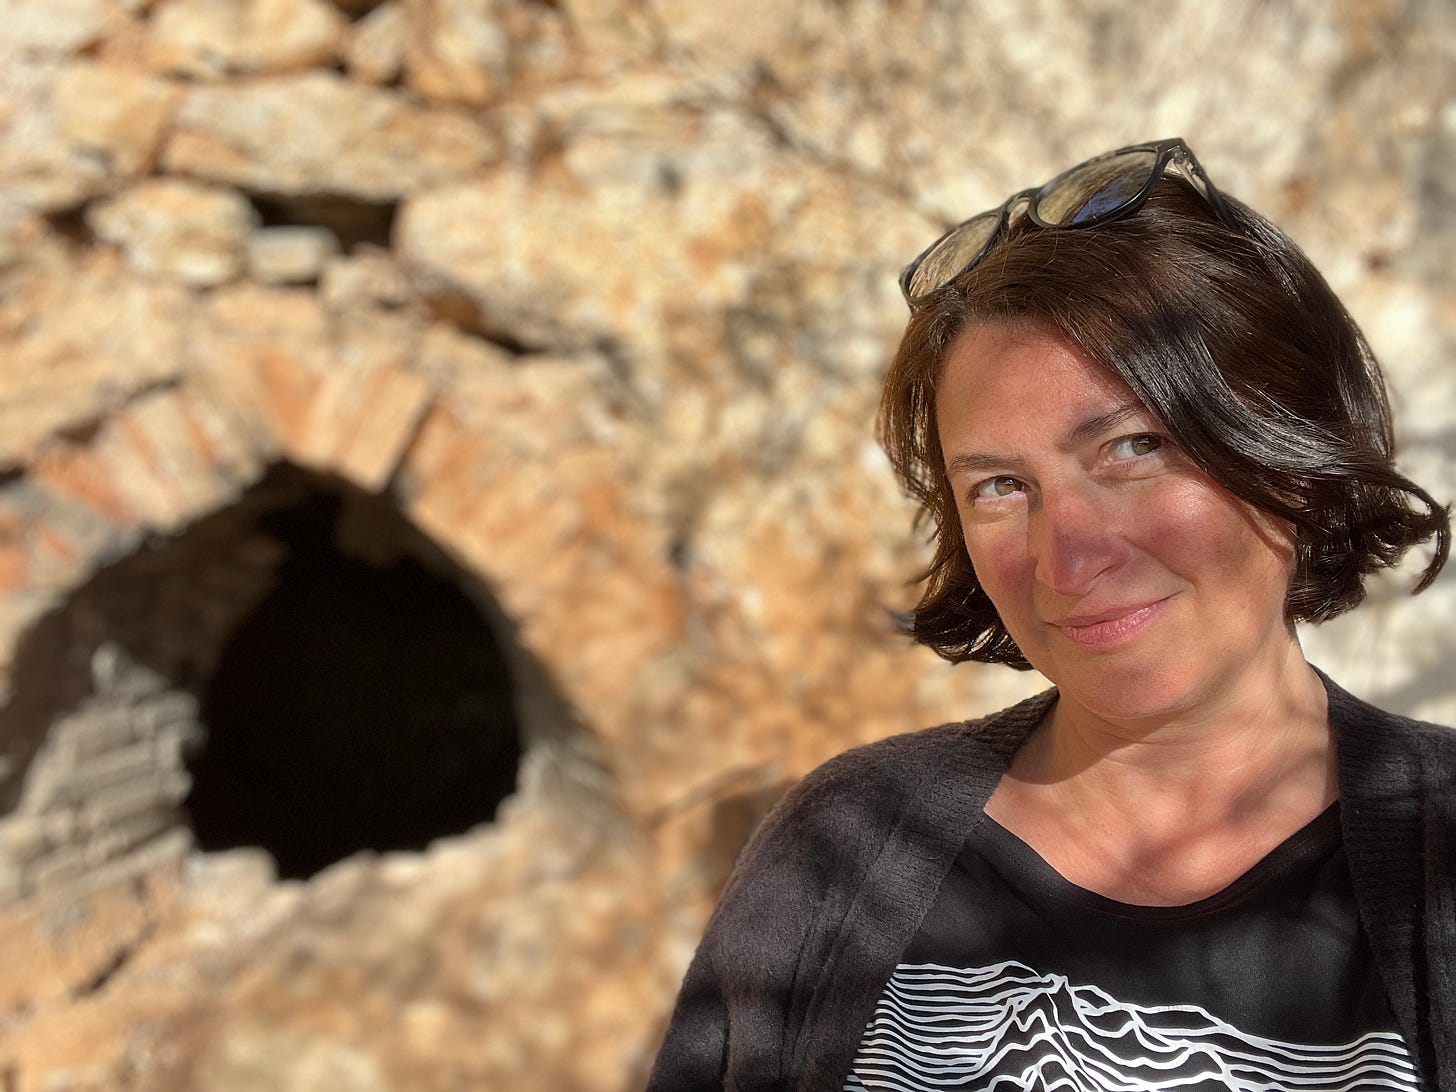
[762,686,1057,831]
[809,685,1051,776]
[1322,670,1456,792]
[705,686,1057,955]
[1323,670,1455,740]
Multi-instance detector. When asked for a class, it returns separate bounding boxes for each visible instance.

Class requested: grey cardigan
[648,673,1456,1091]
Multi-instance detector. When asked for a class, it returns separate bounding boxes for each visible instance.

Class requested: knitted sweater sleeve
[645,732,944,1091]
[1324,674,1456,1092]
[1417,717,1456,1090]
[647,693,1053,1091]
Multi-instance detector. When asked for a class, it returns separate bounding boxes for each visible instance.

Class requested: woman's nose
[1030,484,1127,598]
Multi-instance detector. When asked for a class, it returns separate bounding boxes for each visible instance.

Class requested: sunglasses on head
[899,138,1233,306]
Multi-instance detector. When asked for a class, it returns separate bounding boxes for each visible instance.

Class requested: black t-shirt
[844,803,1420,1091]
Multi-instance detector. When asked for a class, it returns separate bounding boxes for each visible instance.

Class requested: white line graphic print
[843,961,1419,1092]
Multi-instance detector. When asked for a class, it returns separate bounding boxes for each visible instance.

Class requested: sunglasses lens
[906,212,1001,300]
[1036,148,1161,226]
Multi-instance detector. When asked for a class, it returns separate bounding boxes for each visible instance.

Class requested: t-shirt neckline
[972,801,1343,924]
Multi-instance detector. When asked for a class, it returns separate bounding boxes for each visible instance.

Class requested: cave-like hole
[329,0,390,19]
[184,464,522,879]
[43,204,95,247]
[248,193,397,252]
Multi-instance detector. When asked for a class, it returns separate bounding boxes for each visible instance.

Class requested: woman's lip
[1051,598,1171,649]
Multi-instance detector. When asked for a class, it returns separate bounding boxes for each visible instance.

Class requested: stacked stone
[0,0,1451,1090]
[0,648,198,903]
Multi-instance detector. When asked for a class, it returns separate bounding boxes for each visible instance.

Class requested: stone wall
[0,1,1452,1089]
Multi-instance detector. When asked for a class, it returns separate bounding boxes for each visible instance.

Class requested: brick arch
[15,350,686,747]
[0,349,683,910]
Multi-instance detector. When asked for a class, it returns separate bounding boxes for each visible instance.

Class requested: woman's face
[936,321,1298,722]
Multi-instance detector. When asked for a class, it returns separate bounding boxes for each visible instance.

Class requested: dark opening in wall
[248,193,398,252]
[329,0,389,19]
[183,465,522,879]
[43,204,95,248]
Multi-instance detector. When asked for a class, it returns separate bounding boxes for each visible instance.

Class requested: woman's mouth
[1051,597,1171,650]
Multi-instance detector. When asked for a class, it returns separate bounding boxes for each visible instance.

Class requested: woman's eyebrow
[944,401,1147,478]
[1063,401,1144,448]
[945,450,1018,477]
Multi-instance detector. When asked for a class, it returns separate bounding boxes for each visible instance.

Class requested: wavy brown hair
[879,178,1450,668]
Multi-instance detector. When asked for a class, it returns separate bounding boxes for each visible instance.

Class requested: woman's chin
[1038,657,1207,725]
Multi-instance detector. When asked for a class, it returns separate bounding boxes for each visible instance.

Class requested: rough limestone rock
[247,226,339,285]
[54,63,181,177]
[0,3,1451,1092]
[344,1,408,86]
[0,251,192,468]
[163,72,501,200]
[147,0,346,77]
[0,62,113,213]
[0,0,128,58]
[399,0,576,106]
[88,178,257,286]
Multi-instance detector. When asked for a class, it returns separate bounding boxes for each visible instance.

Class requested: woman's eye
[1112,434,1164,459]
[971,475,1026,501]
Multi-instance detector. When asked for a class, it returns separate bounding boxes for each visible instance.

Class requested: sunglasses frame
[899,138,1233,306]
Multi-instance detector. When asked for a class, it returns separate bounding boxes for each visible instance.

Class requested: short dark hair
[879,178,1451,668]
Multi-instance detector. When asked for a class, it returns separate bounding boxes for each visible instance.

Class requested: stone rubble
[163,72,503,200]
[87,178,258,286]
[246,225,339,285]
[146,0,346,77]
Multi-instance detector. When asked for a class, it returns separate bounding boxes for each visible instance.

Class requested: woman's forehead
[935,321,1150,427]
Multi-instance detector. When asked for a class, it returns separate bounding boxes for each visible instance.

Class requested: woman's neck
[987,645,1337,905]
[1040,647,1331,799]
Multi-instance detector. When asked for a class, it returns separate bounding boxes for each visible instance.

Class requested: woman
[648,139,1456,1091]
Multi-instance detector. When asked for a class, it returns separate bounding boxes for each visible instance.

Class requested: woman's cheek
[963,522,1032,605]
[1138,479,1293,590]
